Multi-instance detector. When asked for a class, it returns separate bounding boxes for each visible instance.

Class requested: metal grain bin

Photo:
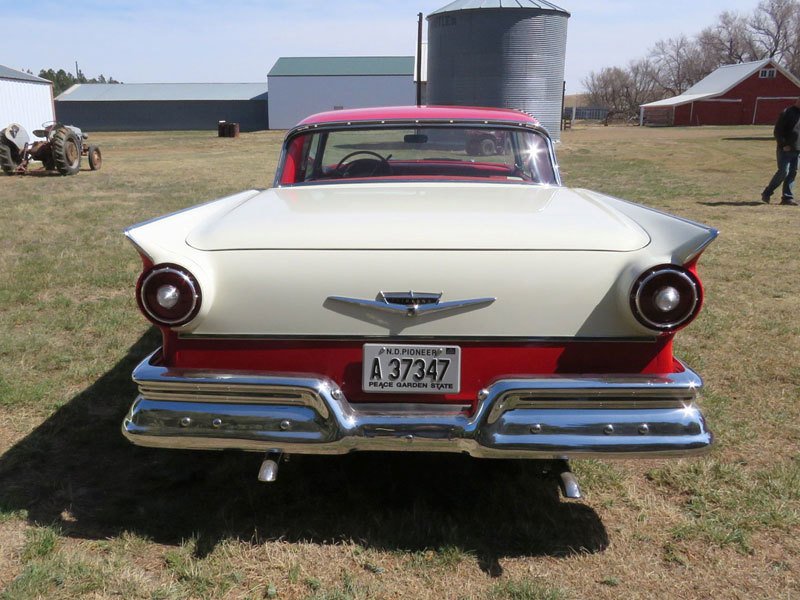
[427,0,570,140]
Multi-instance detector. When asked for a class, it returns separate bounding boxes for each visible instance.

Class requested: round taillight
[137,264,201,327]
[630,265,701,332]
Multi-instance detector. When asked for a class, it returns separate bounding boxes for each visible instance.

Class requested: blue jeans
[763,147,799,201]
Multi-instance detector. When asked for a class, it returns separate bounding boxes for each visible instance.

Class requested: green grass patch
[485,578,567,600]
[648,455,800,554]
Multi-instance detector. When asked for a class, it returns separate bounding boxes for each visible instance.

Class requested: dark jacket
[774,105,800,151]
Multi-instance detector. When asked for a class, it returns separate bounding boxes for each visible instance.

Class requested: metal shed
[268,57,416,130]
[426,0,570,140]
[0,65,55,139]
[55,83,269,132]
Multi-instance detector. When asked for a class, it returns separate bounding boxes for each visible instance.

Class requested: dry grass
[1,124,799,599]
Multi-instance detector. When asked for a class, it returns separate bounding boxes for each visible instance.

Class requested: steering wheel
[335,150,391,178]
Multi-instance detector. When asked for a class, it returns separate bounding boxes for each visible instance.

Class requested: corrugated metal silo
[426,0,570,140]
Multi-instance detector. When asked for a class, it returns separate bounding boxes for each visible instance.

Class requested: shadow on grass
[0,331,608,570]
[698,201,765,206]
[720,136,774,142]
[10,167,97,177]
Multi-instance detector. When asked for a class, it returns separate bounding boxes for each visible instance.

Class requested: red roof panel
[298,105,539,126]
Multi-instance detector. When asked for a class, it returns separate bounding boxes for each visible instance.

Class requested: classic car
[122,106,716,497]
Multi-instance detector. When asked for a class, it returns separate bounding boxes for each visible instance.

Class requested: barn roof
[55,83,268,102]
[0,64,51,84]
[429,0,570,16]
[268,56,414,77]
[641,59,800,108]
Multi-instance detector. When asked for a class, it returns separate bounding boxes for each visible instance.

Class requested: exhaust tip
[257,451,283,482]
[555,461,582,499]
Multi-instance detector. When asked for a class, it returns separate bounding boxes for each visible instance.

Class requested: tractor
[0,122,102,175]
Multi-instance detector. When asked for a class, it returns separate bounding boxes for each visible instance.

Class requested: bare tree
[583,59,661,118]
[779,4,800,74]
[748,0,798,59]
[698,11,758,64]
[650,35,711,96]
[583,67,632,117]
[624,58,662,109]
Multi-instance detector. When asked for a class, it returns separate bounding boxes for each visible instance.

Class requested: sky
[3,0,765,94]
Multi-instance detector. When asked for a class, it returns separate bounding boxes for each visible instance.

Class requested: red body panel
[161,334,677,412]
[298,105,540,126]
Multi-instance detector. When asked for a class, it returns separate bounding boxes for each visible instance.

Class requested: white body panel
[126,184,716,340]
[186,184,650,252]
[0,78,54,140]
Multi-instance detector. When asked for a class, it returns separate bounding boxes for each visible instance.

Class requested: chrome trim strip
[685,228,720,263]
[132,352,332,419]
[327,295,496,317]
[124,351,711,458]
[123,231,154,263]
[177,334,661,343]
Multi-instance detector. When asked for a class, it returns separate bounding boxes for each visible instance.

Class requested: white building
[0,65,54,137]
[268,56,416,130]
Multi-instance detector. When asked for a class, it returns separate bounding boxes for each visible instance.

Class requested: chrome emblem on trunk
[379,291,442,307]
[327,291,495,317]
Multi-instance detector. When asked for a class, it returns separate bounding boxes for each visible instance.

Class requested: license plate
[362,344,461,394]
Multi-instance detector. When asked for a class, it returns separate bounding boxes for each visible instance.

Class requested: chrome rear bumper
[122,350,712,459]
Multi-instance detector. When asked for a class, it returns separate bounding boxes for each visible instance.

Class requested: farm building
[267,56,416,130]
[0,65,54,138]
[55,83,269,132]
[641,59,800,127]
[426,0,570,140]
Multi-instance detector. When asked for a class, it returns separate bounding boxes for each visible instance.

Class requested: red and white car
[122,106,716,495]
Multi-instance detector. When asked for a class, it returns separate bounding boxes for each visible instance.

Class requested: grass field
[0,124,798,599]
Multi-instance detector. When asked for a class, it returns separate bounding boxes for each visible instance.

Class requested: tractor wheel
[41,153,56,171]
[87,145,102,170]
[479,137,497,156]
[0,142,20,175]
[52,127,81,175]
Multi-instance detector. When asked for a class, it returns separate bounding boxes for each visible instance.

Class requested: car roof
[297,105,540,126]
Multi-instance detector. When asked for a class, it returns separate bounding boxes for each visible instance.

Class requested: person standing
[762,97,800,206]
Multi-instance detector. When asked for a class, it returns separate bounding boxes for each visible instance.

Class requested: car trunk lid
[185,183,650,252]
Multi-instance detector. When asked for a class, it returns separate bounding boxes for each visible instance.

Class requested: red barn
[640,59,800,126]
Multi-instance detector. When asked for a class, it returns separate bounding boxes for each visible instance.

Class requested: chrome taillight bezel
[630,265,702,332]
[137,264,202,327]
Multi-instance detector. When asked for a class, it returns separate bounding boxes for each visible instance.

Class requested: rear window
[280,125,557,185]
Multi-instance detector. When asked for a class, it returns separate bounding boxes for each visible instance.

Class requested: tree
[748,0,798,59]
[37,67,122,96]
[649,35,714,96]
[697,11,758,65]
[583,60,661,119]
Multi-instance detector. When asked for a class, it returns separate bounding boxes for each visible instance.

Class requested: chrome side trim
[124,350,711,458]
[132,354,332,420]
[684,228,720,263]
[123,230,154,263]
[177,334,661,342]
